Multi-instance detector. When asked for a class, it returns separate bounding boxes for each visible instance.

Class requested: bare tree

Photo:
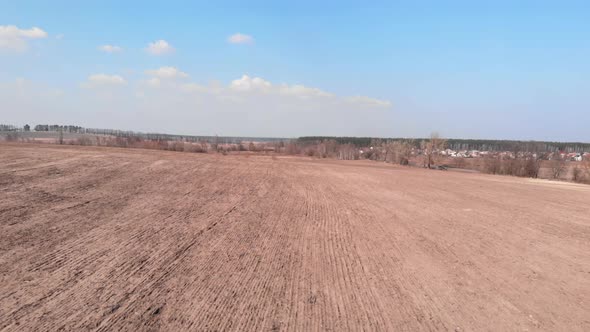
[385,140,412,165]
[424,132,446,169]
[211,135,219,152]
[419,140,428,168]
[573,160,590,183]
[523,154,543,178]
[337,143,359,160]
[503,146,523,176]
[315,140,338,158]
[549,152,566,179]
[483,155,501,174]
[573,167,583,183]
[383,141,396,163]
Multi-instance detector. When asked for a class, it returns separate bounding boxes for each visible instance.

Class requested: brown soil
[1,143,589,331]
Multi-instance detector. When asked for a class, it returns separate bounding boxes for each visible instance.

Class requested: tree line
[298,136,590,153]
[3,123,588,183]
[1,123,286,144]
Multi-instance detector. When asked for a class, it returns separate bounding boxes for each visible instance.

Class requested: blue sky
[1,1,589,140]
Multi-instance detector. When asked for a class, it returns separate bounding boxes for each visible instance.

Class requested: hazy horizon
[2,1,589,141]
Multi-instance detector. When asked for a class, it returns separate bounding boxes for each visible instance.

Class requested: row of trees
[482,155,543,178]
[294,134,590,183]
[5,123,587,155]
[298,136,590,154]
[34,125,84,133]
[0,124,21,131]
[292,133,449,169]
[480,152,589,183]
[68,135,274,154]
[3,123,286,145]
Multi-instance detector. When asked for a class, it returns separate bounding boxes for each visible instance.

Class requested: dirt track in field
[1,143,589,331]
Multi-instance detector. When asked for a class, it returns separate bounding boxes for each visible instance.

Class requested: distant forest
[298,136,590,153]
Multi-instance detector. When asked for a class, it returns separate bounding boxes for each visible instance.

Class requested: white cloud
[228,75,333,99]
[146,39,174,55]
[99,44,122,53]
[344,95,392,108]
[230,75,271,92]
[225,75,389,106]
[137,73,387,109]
[0,25,48,51]
[228,33,254,44]
[3,26,47,38]
[145,66,188,79]
[83,74,127,88]
[278,84,333,98]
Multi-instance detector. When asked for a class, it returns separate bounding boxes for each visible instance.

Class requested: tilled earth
[1,143,589,331]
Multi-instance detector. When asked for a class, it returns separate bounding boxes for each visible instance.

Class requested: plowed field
[1,143,589,331]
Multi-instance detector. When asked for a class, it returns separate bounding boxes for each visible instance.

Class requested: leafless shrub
[248,142,256,152]
[571,162,590,183]
[101,136,123,148]
[76,136,93,146]
[200,141,209,152]
[169,141,185,152]
[573,167,583,183]
[394,141,412,165]
[502,158,523,176]
[363,148,377,160]
[549,154,566,179]
[185,142,206,153]
[285,142,300,155]
[304,147,316,157]
[5,132,19,142]
[183,142,196,152]
[383,141,412,165]
[523,156,542,178]
[483,156,501,174]
[453,157,467,168]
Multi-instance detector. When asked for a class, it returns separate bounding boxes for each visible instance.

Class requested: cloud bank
[0,25,48,52]
[146,40,174,55]
[2,70,392,137]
